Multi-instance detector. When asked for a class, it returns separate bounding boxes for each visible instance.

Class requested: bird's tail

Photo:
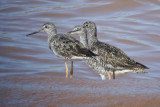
[135,62,149,69]
[80,48,98,57]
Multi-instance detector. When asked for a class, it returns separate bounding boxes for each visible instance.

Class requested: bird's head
[26,23,56,36]
[68,25,86,35]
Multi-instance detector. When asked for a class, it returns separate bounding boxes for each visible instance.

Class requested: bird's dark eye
[85,24,88,27]
[45,26,48,28]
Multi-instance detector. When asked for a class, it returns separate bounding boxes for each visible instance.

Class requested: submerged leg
[65,59,69,78]
[99,74,106,80]
[70,61,73,79]
[107,71,111,80]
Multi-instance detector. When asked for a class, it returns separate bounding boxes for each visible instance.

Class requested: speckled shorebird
[26,23,97,78]
[68,25,111,80]
[83,21,149,79]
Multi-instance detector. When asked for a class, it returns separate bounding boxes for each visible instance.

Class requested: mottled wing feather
[49,34,95,59]
[92,41,140,68]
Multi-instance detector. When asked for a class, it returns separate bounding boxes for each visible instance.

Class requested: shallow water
[0,0,160,107]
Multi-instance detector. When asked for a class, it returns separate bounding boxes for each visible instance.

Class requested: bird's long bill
[67,31,74,34]
[26,29,43,36]
[67,30,78,35]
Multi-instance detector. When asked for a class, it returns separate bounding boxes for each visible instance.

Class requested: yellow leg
[65,60,69,78]
[70,61,73,79]
[107,71,111,80]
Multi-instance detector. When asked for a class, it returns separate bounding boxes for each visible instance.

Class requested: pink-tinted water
[0,0,160,107]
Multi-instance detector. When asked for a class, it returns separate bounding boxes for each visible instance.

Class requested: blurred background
[0,0,160,107]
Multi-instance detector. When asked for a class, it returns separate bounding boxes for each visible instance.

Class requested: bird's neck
[88,28,98,47]
[80,31,89,48]
[47,29,57,43]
